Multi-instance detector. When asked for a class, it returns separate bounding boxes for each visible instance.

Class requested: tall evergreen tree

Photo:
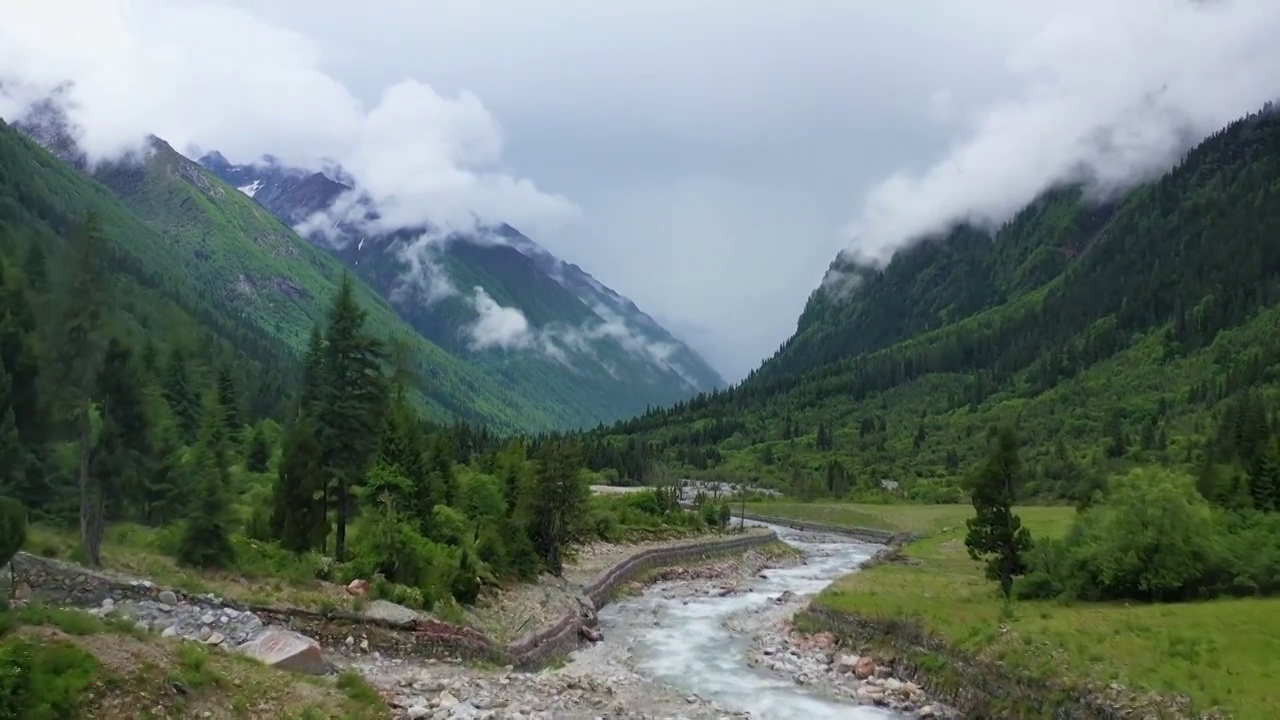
[271,418,327,553]
[94,337,152,522]
[53,213,109,567]
[216,363,240,437]
[964,425,1033,599]
[314,274,387,561]
[178,394,235,569]
[163,349,201,443]
[530,439,588,575]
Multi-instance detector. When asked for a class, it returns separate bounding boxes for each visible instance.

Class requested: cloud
[465,287,536,352]
[0,0,576,239]
[840,0,1280,268]
[462,284,700,386]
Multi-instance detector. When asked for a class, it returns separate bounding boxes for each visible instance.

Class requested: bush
[0,638,100,719]
[1019,468,1280,603]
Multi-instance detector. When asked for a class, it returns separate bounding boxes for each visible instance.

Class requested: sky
[3,1,1280,381]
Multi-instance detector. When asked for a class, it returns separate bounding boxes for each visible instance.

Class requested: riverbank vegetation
[787,446,1280,719]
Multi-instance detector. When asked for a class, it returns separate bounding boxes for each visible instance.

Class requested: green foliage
[0,637,100,720]
[177,396,236,570]
[964,426,1033,598]
[1019,468,1280,602]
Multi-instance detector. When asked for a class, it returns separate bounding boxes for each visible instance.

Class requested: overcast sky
[4,1,1279,381]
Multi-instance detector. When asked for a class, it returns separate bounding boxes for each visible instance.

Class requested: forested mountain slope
[593,104,1280,500]
[6,109,718,430]
[198,152,725,417]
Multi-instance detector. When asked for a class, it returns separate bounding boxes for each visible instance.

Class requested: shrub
[1018,468,1280,603]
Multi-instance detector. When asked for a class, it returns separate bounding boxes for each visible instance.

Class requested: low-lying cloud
[462,286,699,387]
[839,0,1280,269]
[0,0,576,239]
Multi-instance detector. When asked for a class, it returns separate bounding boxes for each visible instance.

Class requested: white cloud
[840,0,1280,267]
[0,0,576,239]
[465,287,535,352]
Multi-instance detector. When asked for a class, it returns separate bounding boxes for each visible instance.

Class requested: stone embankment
[3,529,777,671]
[734,511,914,546]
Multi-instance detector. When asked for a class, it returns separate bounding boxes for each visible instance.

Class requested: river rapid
[597,522,910,720]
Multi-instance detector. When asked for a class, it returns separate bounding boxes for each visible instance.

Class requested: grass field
[750,501,1280,720]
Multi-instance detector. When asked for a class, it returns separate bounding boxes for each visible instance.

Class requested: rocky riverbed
[37,527,953,719]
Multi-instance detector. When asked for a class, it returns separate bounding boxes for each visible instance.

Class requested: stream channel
[596,521,909,720]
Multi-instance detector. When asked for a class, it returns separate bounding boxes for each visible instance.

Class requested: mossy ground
[751,501,1280,720]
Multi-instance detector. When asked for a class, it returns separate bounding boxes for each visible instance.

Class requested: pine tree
[163,349,201,443]
[271,418,327,553]
[245,424,272,473]
[94,338,152,522]
[177,394,235,569]
[53,213,109,567]
[216,363,240,438]
[964,425,1033,599]
[314,274,388,561]
[529,439,588,576]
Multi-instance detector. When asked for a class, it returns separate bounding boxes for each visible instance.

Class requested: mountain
[5,101,721,430]
[197,152,725,416]
[595,103,1280,500]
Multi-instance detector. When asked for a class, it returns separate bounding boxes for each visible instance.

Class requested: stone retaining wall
[801,606,1184,720]
[5,530,778,669]
[506,530,778,667]
[735,512,915,546]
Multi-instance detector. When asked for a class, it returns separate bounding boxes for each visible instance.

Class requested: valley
[2,6,1280,719]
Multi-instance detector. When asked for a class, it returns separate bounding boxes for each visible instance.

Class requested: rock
[854,656,876,680]
[205,632,226,646]
[200,612,216,625]
[235,629,330,675]
[835,653,860,673]
[437,690,459,708]
[158,590,178,605]
[161,626,178,638]
[406,705,430,719]
[12,581,32,601]
[346,579,370,596]
[362,599,420,625]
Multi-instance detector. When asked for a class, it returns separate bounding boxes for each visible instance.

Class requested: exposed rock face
[361,600,422,626]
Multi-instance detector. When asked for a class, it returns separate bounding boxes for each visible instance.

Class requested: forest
[0,207,731,616]
[584,103,1280,506]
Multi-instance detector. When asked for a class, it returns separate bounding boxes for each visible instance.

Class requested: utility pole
[738,477,748,531]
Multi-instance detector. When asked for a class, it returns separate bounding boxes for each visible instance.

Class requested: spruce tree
[163,349,201,443]
[245,424,272,473]
[94,338,152,521]
[964,425,1033,600]
[314,274,387,561]
[53,213,109,567]
[178,394,235,569]
[271,418,326,553]
[215,363,240,438]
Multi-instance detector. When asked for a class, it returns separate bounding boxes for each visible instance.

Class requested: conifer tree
[163,349,201,443]
[271,418,326,553]
[178,394,235,569]
[964,425,1033,599]
[94,337,151,521]
[53,213,109,567]
[314,274,387,561]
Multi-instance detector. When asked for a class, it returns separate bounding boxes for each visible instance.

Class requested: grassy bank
[759,501,1279,719]
[0,604,388,719]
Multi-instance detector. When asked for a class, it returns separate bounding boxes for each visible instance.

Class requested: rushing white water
[598,522,909,720]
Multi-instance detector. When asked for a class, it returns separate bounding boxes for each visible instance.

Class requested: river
[596,522,909,719]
